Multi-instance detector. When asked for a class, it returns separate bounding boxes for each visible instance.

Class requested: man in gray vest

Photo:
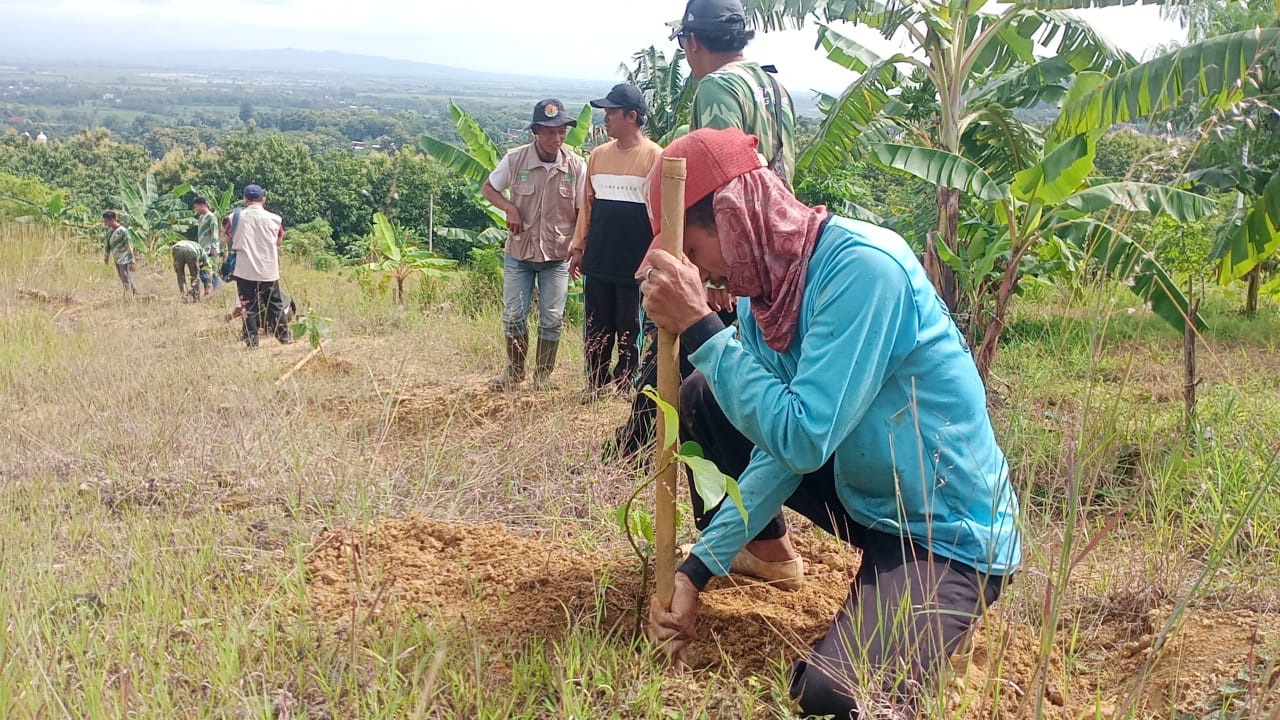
[228,184,291,348]
[482,99,587,391]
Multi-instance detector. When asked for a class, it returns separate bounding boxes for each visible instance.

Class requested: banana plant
[364,211,457,304]
[869,130,1218,375]
[419,100,594,229]
[3,191,90,229]
[192,184,236,221]
[744,0,1140,318]
[619,45,696,144]
[1054,26,1280,311]
[117,173,192,254]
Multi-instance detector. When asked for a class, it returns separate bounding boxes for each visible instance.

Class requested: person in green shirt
[672,0,797,187]
[193,196,221,295]
[170,239,207,302]
[101,210,138,296]
[611,0,803,486]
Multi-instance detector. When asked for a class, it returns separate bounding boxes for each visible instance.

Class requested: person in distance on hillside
[193,196,221,296]
[101,210,139,296]
[640,128,1021,719]
[169,237,207,303]
[570,83,663,403]
[482,99,587,391]
[227,184,291,348]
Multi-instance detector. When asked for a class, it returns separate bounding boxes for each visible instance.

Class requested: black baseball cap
[529,99,577,130]
[590,83,648,116]
[243,184,265,200]
[668,0,747,39]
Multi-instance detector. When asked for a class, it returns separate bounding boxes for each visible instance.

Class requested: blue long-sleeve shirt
[680,216,1021,587]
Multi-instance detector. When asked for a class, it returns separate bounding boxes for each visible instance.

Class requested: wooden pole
[428,193,435,255]
[655,156,687,607]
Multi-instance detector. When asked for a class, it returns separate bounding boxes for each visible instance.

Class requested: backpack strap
[763,70,790,187]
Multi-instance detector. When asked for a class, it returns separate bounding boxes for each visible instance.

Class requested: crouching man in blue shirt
[640,127,1022,718]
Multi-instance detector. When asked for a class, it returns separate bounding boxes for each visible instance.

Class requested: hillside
[2,223,1277,718]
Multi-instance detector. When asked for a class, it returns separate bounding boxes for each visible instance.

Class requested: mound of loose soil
[305,517,854,673]
[306,518,1279,719]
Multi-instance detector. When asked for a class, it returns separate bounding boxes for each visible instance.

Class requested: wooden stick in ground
[277,345,322,385]
[655,156,687,607]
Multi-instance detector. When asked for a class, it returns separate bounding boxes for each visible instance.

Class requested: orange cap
[646,127,765,237]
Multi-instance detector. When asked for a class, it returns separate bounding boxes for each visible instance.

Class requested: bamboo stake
[277,345,322,385]
[655,156,687,607]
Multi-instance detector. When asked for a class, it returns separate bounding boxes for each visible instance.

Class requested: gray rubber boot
[489,334,528,391]
[531,337,560,390]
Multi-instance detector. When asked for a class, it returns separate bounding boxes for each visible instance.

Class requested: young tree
[619,46,695,144]
[363,212,456,304]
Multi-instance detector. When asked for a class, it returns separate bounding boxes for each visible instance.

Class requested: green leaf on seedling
[724,477,745,527]
[616,503,657,545]
[640,386,679,451]
[678,441,747,530]
[679,440,704,458]
[635,508,655,544]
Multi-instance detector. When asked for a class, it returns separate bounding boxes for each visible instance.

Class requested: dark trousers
[114,263,138,295]
[583,276,641,390]
[680,371,1007,719]
[172,246,200,299]
[234,278,289,347]
[608,308,736,460]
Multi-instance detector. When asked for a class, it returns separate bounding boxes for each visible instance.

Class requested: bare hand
[646,572,699,671]
[639,250,712,335]
[506,207,525,235]
[569,248,584,280]
[706,287,736,313]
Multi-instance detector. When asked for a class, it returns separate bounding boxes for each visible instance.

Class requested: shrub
[453,245,504,316]
[283,217,333,259]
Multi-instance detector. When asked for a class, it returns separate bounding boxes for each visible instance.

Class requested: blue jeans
[199,267,221,291]
[502,254,569,341]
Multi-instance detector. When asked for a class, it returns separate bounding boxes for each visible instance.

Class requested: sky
[7,0,1187,94]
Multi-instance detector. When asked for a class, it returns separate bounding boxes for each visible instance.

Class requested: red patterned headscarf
[715,168,829,353]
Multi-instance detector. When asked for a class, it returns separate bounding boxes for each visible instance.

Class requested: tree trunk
[974,258,1021,382]
[396,276,405,305]
[1184,279,1199,433]
[926,187,962,318]
[1244,264,1261,317]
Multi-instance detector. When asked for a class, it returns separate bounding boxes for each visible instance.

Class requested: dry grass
[2,223,1278,719]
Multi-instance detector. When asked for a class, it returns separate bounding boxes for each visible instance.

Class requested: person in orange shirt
[570,84,663,402]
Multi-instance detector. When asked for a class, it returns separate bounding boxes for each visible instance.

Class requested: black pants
[583,276,641,390]
[172,246,200,299]
[681,371,1007,719]
[609,308,736,460]
[235,278,289,347]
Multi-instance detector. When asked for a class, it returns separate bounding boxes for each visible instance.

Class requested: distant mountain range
[0,46,604,88]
